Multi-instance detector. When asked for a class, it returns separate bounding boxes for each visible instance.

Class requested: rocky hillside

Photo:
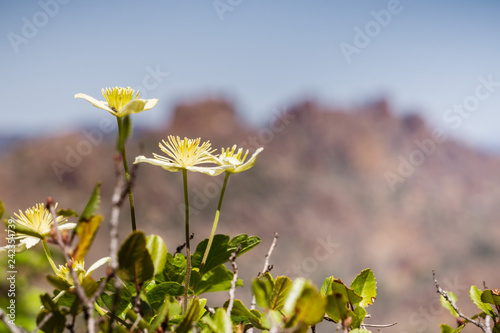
[1,98,500,332]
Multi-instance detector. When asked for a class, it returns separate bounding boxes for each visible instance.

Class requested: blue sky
[1,0,500,150]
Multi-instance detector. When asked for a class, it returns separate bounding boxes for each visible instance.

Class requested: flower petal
[223,156,242,168]
[144,98,159,110]
[232,147,264,173]
[115,99,147,117]
[75,93,114,114]
[20,236,41,251]
[86,257,111,277]
[58,223,77,230]
[134,155,182,172]
[186,165,231,176]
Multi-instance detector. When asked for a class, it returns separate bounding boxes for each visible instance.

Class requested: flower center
[160,136,216,168]
[102,87,140,111]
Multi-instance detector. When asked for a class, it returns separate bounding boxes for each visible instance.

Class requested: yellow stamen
[102,87,140,111]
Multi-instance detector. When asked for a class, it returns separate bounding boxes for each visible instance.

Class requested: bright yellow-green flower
[134,136,228,176]
[75,87,159,117]
[3,203,76,253]
[56,257,110,286]
[217,146,264,174]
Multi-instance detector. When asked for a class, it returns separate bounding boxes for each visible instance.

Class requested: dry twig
[48,198,95,333]
[0,307,27,333]
[433,270,490,333]
[227,244,242,316]
[259,232,279,277]
[247,233,279,333]
[106,160,137,332]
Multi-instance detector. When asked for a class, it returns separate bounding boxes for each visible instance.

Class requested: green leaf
[252,272,275,308]
[175,298,201,333]
[202,308,233,333]
[118,231,154,283]
[73,215,102,261]
[146,234,168,276]
[252,274,292,311]
[191,234,261,276]
[47,275,72,291]
[79,182,101,222]
[350,268,376,307]
[228,234,261,256]
[37,293,67,333]
[350,329,372,333]
[320,276,335,296]
[325,293,354,324]
[194,264,242,295]
[351,306,367,329]
[125,309,151,331]
[471,285,495,316]
[98,319,129,333]
[36,309,66,333]
[321,276,363,307]
[55,292,79,315]
[0,199,4,220]
[269,276,293,311]
[146,282,185,311]
[40,293,58,312]
[283,278,326,328]
[440,324,465,333]
[440,292,459,317]
[163,253,187,283]
[191,234,231,275]
[481,289,500,307]
[101,280,133,315]
[57,209,79,218]
[150,296,182,332]
[223,299,267,330]
[81,276,100,297]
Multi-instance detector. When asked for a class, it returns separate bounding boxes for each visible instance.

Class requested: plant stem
[182,169,191,314]
[200,172,230,270]
[42,239,59,275]
[116,117,137,231]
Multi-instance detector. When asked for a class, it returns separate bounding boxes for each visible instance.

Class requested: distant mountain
[1,98,499,332]
[0,134,24,157]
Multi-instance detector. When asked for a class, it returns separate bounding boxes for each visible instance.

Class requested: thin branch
[31,312,53,333]
[362,322,398,328]
[112,155,139,209]
[109,162,128,273]
[247,233,280,333]
[106,159,131,333]
[0,307,27,333]
[485,315,492,332]
[433,271,490,333]
[47,198,95,333]
[227,244,242,316]
[259,232,279,277]
[204,305,215,315]
[250,233,279,316]
[128,314,142,333]
[175,233,194,255]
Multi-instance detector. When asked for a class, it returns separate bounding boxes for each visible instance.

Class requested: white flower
[217,146,263,174]
[75,87,158,117]
[2,203,76,253]
[56,257,110,286]
[134,136,229,176]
